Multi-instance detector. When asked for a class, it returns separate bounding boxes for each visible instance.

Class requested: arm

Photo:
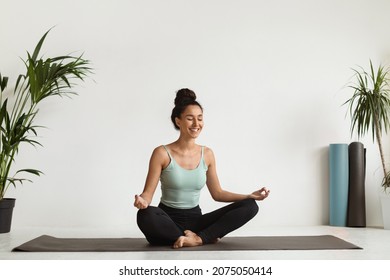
[205,147,270,202]
[134,146,168,209]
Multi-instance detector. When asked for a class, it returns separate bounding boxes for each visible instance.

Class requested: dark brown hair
[171,88,203,130]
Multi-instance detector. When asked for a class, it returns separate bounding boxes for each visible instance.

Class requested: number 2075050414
[211,266,272,276]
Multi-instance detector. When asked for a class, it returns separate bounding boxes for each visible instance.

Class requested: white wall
[1,0,390,235]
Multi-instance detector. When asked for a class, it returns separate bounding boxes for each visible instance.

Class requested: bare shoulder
[152,145,167,155]
[150,145,170,167]
[203,146,216,166]
[203,146,214,156]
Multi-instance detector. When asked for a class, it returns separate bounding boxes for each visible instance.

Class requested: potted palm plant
[0,30,91,233]
[344,60,390,229]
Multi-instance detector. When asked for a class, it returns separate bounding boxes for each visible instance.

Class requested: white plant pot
[380,195,390,230]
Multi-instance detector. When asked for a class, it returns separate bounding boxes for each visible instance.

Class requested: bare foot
[211,238,220,244]
[183,230,197,238]
[173,230,203,249]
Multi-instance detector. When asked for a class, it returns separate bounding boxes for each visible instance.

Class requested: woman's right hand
[134,194,149,209]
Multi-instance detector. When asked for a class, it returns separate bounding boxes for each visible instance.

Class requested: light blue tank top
[160,145,208,209]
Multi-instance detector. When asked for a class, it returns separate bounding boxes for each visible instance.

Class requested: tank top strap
[201,146,208,170]
[162,145,172,160]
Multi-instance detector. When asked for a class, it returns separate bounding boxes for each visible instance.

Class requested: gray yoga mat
[12,235,361,252]
[347,142,366,227]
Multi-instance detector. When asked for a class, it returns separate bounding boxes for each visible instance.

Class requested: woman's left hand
[250,187,270,201]
[134,194,149,209]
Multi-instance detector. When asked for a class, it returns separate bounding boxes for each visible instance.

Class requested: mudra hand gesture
[134,195,149,209]
[250,187,270,201]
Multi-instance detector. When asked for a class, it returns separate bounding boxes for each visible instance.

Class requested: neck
[175,136,197,151]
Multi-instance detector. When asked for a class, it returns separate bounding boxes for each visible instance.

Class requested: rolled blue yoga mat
[329,144,349,226]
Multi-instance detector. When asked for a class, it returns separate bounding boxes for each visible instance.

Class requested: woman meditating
[134,88,270,249]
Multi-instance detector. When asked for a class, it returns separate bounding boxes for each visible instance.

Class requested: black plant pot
[0,198,16,233]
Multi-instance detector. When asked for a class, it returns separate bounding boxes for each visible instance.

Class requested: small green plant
[344,60,390,192]
[0,30,92,200]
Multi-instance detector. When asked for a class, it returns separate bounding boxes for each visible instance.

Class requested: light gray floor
[1,225,389,260]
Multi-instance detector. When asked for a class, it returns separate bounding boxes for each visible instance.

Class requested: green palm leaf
[344,60,390,191]
[0,29,92,200]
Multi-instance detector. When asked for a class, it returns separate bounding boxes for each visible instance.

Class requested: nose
[193,119,199,127]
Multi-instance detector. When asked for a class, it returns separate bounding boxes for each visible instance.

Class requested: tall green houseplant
[344,60,390,192]
[0,30,91,201]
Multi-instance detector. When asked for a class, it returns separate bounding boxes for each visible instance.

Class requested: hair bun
[174,88,196,106]
[171,88,203,130]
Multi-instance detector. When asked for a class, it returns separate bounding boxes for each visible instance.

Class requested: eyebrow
[185,114,203,118]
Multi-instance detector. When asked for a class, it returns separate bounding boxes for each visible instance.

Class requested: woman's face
[176,105,204,138]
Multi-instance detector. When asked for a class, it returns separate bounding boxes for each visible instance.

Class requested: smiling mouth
[189,128,200,132]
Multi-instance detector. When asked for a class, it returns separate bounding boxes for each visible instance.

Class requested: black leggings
[136,198,259,245]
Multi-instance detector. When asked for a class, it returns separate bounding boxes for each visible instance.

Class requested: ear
[175,117,181,128]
